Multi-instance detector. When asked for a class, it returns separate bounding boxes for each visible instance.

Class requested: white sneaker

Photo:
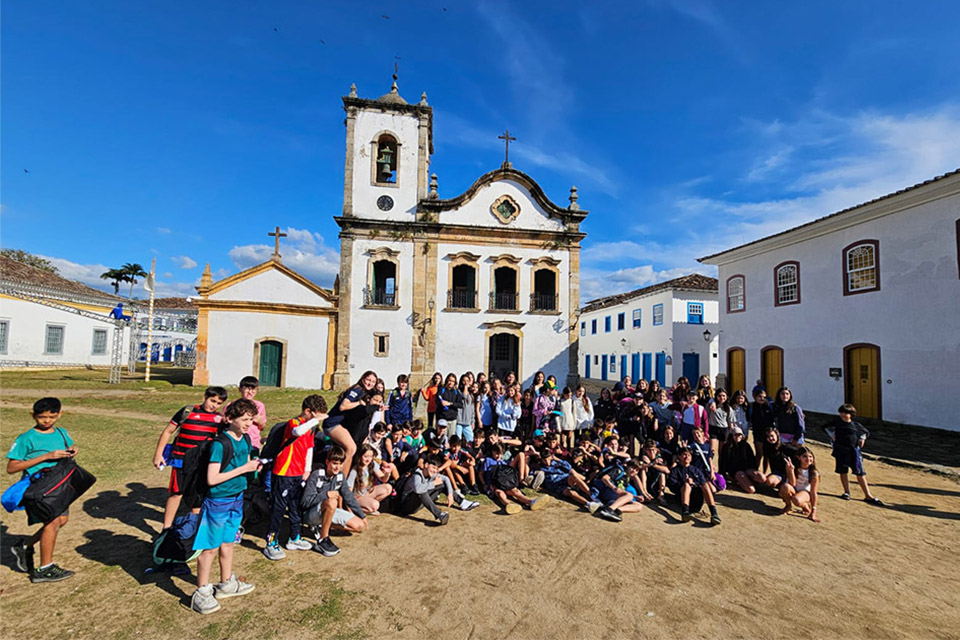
[459,499,480,511]
[214,574,255,599]
[285,537,312,551]
[191,585,221,615]
[262,543,286,561]
[586,501,602,514]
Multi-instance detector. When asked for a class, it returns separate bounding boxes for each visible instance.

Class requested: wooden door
[585,355,591,379]
[727,348,746,393]
[631,354,640,382]
[601,355,608,381]
[643,353,652,381]
[846,345,881,419]
[655,353,666,386]
[761,347,783,395]
[682,353,700,386]
[259,340,283,387]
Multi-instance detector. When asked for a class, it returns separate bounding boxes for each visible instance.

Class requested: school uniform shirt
[272,417,314,477]
[689,441,714,477]
[437,387,463,422]
[386,388,413,426]
[169,405,223,462]
[324,386,365,431]
[669,464,707,488]
[389,438,414,462]
[207,433,252,499]
[6,426,75,476]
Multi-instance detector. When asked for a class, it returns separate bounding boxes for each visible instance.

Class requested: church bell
[377,147,394,182]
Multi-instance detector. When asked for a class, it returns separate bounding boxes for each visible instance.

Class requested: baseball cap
[533,429,545,437]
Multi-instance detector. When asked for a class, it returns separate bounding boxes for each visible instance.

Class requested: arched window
[489,254,521,312]
[373,133,399,185]
[843,240,880,295]
[726,275,745,313]
[774,261,800,306]
[364,247,400,308]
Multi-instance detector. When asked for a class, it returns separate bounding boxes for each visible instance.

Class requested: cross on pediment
[498,129,516,168]
[268,226,287,259]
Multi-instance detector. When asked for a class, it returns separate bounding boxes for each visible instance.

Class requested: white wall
[0,296,130,366]
[210,270,332,307]
[712,187,960,430]
[206,310,330,389]
[578,289,718,386]
[439,179,568,232]
[351,109,423,221]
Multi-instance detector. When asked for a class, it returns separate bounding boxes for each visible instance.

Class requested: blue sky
[3,1,960,300]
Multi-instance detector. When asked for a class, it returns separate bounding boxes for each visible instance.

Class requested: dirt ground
[1,376,959,640]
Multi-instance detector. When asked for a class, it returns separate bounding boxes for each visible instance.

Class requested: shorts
[597,485,621,506]
[833,447,866,476]
[303,504,357,529]
[332,508,355,528]
[27,506,69,527]
[168,466,186,495]
[711,426,729,442]
[193,495,243,551]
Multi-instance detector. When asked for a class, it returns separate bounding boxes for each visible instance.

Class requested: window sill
[487,308,523,315]
[528,309,561,316]
[361,304,401,311]
[443,307,481,314]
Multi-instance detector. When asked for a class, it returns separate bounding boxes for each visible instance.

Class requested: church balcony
[445,289,479,312]
[530,292,560,314]
[362,287,399,310]
[489,291,521,313]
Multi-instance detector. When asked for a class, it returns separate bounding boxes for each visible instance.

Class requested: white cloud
[227,227,340,286]
[156,227,172,234]
[37,255,198,298]
[581,264,714,302]
[171,255,198,269]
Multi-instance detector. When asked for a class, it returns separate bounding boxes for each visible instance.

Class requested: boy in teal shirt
[190,398,262,615]
[6,397,77,583]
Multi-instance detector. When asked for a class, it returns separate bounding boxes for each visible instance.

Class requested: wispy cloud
[171,255,198,269]
[227,227,339,286]
[156,227,172,234]
[39,255,198,298]
[581,264,713,302]
[653,0,748,62]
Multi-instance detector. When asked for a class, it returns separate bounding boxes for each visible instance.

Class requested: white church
[194,77,587,391]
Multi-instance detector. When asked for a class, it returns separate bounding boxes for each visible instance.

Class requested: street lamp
[702,329,712,342]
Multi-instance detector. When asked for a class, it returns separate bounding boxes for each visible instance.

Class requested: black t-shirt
[824,418,868,449]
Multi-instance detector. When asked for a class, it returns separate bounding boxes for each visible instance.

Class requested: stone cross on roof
[268,226,287,259]
[498,129,516,168]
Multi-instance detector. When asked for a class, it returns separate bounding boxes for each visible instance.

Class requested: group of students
[5,370,884,619]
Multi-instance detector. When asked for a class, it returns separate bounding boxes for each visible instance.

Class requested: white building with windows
[578,275,719,388]
[333,79,586,390]
[699,168,960,431]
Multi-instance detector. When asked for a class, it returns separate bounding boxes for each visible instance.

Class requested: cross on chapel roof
[268,226,287,260]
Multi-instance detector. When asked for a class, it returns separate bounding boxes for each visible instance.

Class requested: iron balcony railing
[530,292,558,311]
[447,289,477,309]
[364,287,397,307]
[489,291,519,311]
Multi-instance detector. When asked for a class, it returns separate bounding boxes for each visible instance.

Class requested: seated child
[397,453,479,525]
[363,422,389,459]
[689,427,726,491]
[539,451,599,512]
[718,428,765,494]
[346,444,393,515]
[385,423,417,479]
[779,446,820,522]
[639,439,671,505]
[153,386,228,531]
[301,445,367,557]
[405,419,426,452]
[592,460,644,522]
[480,444,550,515]
[668,448,721,526]
[679,392,708,443]
[447,435,479,495]
[6,397,79,583]
[262,395,326,561]
[190,399,262,615]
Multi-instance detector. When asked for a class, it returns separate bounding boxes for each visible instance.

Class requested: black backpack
[181,431,250,508]
[258,421,298,462]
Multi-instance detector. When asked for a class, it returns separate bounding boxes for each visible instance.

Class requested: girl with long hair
[779,446,820,522]
[773,386,805,445]
[347,444,392,514]
[322,370,378,477]
[420,372,443,430]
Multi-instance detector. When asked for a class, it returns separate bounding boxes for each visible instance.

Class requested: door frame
[483,323,523,383]
[760,345,784,395]
[726,347,746,393]
[253,336,288,387]
[843,343,882,420]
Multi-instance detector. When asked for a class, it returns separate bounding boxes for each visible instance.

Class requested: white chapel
[194,77,588,390]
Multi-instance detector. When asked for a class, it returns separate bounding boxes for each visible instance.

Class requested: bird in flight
[273,27,279,32]
[381,14,389,19]
[23,169,29,173]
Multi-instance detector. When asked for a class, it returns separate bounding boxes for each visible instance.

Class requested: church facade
[333,80,587,390]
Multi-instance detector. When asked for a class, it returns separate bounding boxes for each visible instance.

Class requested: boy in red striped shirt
[262,394,328,561]
[153,386,228,530]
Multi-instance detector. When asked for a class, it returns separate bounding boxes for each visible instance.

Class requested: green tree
[120,262,148,298]
[0,248,60,274]
[100,268,125,295]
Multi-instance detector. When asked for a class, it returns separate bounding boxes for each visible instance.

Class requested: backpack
[490,463,520,491]
[258,421,294,462]
[180,431,250,508]
[152,511,202,567]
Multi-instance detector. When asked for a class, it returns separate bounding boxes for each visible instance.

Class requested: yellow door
[727,348,746,393]
[762,347,783,395]
[847,346,880,419]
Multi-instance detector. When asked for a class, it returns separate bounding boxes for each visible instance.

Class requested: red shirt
[170,405,222,460]
[272,417,314,477]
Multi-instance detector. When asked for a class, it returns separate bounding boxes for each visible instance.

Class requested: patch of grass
[0,364,195,390]
[296,585,352,633]
[199,609,255,640]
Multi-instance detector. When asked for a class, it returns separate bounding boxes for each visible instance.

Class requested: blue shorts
[833,447,866,476]
[193,495,244,551]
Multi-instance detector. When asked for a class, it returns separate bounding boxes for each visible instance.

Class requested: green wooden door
[259,341,282,387]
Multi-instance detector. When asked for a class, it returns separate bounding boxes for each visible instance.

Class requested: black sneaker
[710,513,722,526]
[11,540,34,573]
[597,506,622,523]
[315,537,340,557]
[681,511,693,523]
[30,564,75,583]
[436,512,450,526]
[465,485,481,496]
[840,492,851,501]
[866,497,885,507]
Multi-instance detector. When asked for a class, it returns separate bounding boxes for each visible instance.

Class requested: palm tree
[100,268,125,295]
[121,263,148,298]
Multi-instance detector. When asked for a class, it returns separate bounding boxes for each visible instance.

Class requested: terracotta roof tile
[581,274,718,314]
[0,256,121,301]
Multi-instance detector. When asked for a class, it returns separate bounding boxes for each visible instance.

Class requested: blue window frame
[617,312,625,331]
[653,304,663,326]
[632,308,641,328]
[687,302,703,324]
[604,316,611,332]
[591,319,597,334]
[580,321,585,336]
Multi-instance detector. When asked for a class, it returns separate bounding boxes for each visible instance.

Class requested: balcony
[447,289,478,310]
[363,287,398,309]
[530,292,558,312]
[489,291,519,312]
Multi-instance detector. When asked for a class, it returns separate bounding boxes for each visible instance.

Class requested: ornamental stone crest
[490,194,520,224]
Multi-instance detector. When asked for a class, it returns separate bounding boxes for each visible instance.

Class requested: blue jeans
[456,423,474,443]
